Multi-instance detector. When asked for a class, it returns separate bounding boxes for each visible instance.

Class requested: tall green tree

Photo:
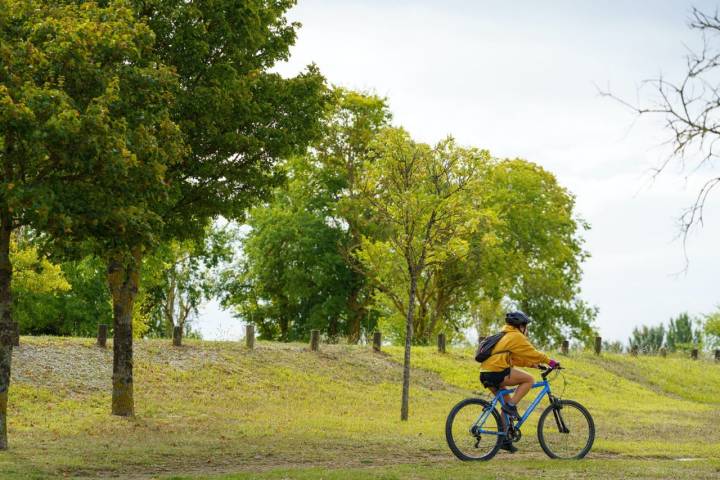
[479,159,596,347]
[227,165,356,341]
[46,0,326,417]
[317,89,391,342]
[355,128,489,420]
[225,90,390,342]
[0,0,182,446]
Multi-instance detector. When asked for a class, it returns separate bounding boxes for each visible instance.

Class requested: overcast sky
[198,0,720,343]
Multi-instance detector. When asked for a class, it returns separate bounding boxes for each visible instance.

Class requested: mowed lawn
[0,337,718,479]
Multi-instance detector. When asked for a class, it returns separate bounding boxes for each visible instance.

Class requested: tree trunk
[279,315,289,341]
[107,249,142,417]
[0,212,14,450]
[164,273,176,337]
[400,274,417,421]
[346,282,363,344]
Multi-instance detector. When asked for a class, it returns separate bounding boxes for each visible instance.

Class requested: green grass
[0,337,718,479]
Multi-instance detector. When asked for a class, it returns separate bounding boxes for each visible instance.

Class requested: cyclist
[479,311,559,453]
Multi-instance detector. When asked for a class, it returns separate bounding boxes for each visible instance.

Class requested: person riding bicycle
[479,311,559,453]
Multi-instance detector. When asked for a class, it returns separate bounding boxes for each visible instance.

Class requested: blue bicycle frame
[473,379,552,436]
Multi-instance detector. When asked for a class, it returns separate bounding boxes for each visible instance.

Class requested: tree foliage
[35,0,328,418]
[705,309,720,349]
[232,91,596,352]
[354,127,490,420]
[225,163,357,341]
[140,226,236,338]
[664,312,706,352]
[0,0,186,443]
[628,324,666,354]
[224,90,390,342]
[470,159,595,347]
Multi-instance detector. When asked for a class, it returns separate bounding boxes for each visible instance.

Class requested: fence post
[245,324,255,350]
[97,324,108,348]
[660,347,667,358]
[691,348,698,360]
[594,336,602,355]
[715,349,720,362]
[561,339,569,355]
[310,329,320,351]
[437,333,446,353]
[372,331,382,352]
[11,322,19,347]
[173,325,182,347]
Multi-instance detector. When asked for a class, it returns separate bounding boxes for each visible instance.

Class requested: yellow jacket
[480,324,550,372]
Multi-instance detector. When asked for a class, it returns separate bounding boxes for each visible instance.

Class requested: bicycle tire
[537,399,595,459]
[445,398,503,461]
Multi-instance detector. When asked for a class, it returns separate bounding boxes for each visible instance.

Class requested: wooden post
[310,329,320,351]
[372,331,381,352]
[715,349,720,362]
[594,336,602,355]
[172,325,182,347]
[561,339,569,355]
[245,324,255,350]
[11,322,19,347]
[97,324,108,348]
[630,345,638,356]
[437,333,446,353]
[660,347,667,358]
[691,348,698,360]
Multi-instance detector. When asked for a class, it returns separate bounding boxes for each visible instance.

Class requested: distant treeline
[603,311,720,353]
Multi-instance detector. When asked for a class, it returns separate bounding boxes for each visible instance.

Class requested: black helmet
[505,311,532,327]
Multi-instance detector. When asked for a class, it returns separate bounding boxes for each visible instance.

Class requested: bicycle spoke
[538,401,594,459]
[446,399,502,461]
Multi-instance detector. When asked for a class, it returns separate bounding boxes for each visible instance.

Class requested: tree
[705,309,720,349]
[355,128,489,420]
[225,90,390,342]
[602,7,720,242]
[0,0,184,446]
[44,0,327,417]
[316,89,392,342]
[628,324,665,354]
[666,312,694,352]
[480,159,596,347]
[226,163,357,341]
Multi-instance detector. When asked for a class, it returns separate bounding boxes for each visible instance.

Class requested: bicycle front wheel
[537,399,595,459]
[445,398,502,461]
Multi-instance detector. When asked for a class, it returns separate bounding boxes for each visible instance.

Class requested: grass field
[0,337,718,479]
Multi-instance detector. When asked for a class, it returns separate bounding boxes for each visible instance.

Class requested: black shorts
[480,367,511,389]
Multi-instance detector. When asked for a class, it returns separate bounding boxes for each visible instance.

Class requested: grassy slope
[0,337,718,480]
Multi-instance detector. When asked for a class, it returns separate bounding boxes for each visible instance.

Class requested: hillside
[1,337,719,480]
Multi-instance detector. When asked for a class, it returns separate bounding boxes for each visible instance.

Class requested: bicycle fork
[549,395,569,434]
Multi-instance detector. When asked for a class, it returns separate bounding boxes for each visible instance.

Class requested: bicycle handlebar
[538,364,563,379]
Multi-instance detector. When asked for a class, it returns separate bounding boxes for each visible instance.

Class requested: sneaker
[501,403,519,419]
[499,439,518,453]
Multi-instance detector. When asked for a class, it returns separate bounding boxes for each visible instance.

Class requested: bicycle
[445,365,595,461]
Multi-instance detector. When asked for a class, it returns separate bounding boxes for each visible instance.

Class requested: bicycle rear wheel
[537,399,595,459]
[445,398,502,461]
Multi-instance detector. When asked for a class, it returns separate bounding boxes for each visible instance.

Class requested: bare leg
[489,386,512,405]
[499,368,534,405]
